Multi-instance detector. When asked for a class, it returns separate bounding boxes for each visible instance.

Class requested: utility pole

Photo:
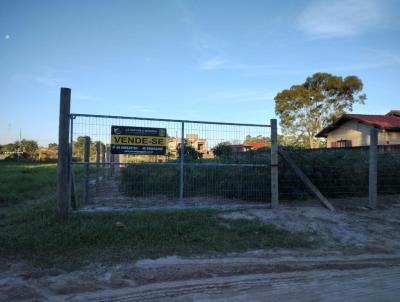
[18,128,22,161]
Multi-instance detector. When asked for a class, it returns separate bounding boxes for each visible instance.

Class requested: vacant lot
[0,162,310,270]
[1,161,400,301]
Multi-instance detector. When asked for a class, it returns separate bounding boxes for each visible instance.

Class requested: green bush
[120,148,400,201]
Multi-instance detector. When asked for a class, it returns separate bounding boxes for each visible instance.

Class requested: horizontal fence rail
[70,113,271,128]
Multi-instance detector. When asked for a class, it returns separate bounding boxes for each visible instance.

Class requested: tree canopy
[177,141,202,161]
[212,142,233,158]
[275,72,366,148]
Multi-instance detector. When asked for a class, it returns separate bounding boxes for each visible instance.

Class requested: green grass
[0,161,311,270]
[0,161,57,204]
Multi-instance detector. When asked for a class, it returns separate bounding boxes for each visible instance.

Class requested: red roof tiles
[246,142,268,149]
[316,111,400,137]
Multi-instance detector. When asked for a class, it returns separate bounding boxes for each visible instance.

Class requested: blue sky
[1,0,399,146]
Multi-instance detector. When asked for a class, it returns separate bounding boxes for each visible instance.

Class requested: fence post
[57,87,71,220]
[270,119,279,209]
[96,142,100,191]
[101,144,106,182]
[106,145,111,179]
[83,136,90,204]
[69,116,75,210]
[179,122,185,207]
[369,127,378,208]
[110,153,115,176]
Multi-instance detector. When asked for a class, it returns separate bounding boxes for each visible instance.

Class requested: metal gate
[69,113,277,211]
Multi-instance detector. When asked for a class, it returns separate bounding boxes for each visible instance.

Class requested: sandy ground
[1,201,400,301]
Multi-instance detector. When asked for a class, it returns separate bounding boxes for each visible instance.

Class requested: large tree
[275,72,366,148]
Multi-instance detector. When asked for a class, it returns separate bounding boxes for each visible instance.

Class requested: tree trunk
[308,135,314,149]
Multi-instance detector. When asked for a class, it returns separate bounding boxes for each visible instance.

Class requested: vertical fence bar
[179,121,185,207]
[96,142,100,192]
[106,145,111,179]
[83,136,90,204]
[110,154,115,177]
[57,87,71,220]
[369,127,378,208]
[69,117,77,210]
[270,119,279,209]
[101,144,106,181]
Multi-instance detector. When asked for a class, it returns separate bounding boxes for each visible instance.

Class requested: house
[167,134,213,158]
[231,144,252,153]
[186,134,208,154]
[167,136,179,156]
[316,110,400,147]
[246,142,268,150]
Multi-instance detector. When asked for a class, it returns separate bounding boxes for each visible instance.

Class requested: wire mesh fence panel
[181,121,270,207]
[184,165,269,207]
[279,147,371,205]
[377,147,400,204]
[71,114,271,210]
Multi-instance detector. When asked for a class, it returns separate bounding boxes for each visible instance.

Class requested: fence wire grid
[70,114,272,210]
[279,146,400,208]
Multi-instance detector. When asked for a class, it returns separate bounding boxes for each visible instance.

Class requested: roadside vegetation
[0,162,311,270]
[120,148,400,201]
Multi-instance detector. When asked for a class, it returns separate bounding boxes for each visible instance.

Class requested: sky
[1,0,400,146]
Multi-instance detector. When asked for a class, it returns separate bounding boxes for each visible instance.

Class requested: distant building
[316,110,400,147]
[37,147,57,160]
[167,137,179,157]
[231,144,252,153]
[245,142,268,150]
[186,134,208,154]
[167,134,213,158]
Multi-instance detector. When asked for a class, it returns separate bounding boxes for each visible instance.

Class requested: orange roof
[246,142,267,149]
[316,111,400,137]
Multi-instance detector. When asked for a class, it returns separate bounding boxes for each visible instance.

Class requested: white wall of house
[326,120,400,147]
[382,131,400,145]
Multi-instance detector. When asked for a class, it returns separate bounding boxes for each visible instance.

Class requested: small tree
[48,143,58,150]
[212,142,233,158]
[1,143,16,153]
[177,142,202,160]
[275,72,366,148]
[20,139,39,159]
[73,136,87,160]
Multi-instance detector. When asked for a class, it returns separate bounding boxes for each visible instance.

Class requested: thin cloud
[175,2,229,71]
[298,0,385,38]
[194,90,276,104]
[34,75,62,87]
[129,105,154,114]
[198,57,225,70]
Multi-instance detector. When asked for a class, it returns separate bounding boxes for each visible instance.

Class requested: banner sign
[111,126,167,155]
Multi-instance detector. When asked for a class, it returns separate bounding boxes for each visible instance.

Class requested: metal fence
[69,113,274,211]
[277,144,400,209]
[54,89,398,219]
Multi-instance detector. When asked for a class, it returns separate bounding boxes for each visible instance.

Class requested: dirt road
[2,204,400,301]
[66,266,400,302]
[2,252,400,301]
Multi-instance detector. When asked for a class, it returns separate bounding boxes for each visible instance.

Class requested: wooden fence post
[369,127,378,208]
[57,87,71,220]
[83,136,90,204]
[270,119,279,208]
